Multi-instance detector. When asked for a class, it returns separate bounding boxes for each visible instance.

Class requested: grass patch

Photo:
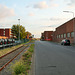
[0,44,24,57]
[10,44,35,75]
[0,41,30,57]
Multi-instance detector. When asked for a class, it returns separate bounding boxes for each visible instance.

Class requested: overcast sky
[0,0,75,38]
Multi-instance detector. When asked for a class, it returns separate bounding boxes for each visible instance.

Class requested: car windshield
[66,40,70,42]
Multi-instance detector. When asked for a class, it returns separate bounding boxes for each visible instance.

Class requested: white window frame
[67,33,70,38]
[71,32,74,37]
[64,34,66,38]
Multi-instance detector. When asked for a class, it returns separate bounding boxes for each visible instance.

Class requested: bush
[11,61,27,75]
[10,44,34,75]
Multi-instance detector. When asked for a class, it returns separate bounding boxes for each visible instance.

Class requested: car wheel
[63,43,65,45]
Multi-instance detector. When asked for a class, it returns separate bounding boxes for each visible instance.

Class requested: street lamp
[18,19,20,41]
[63,11,75,44]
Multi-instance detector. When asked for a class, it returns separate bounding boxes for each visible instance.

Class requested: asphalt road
[35,41,75,75]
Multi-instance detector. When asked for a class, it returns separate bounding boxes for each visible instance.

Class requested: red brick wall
[53,18,74,43]
[0,29,4,36]
[44,31,53,41]
[0,28,12,39]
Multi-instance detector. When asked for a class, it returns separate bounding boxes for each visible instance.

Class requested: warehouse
[41,31,53,41]
[53,18,75,44]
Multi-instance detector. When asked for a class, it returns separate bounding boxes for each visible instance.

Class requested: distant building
[41,31,53,41]
[0,28,12,39]
[27,34,29,39]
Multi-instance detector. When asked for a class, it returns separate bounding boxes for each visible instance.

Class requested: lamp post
[63,11,75,44]
[18,19,20,41]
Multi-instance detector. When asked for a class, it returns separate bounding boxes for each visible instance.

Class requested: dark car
[0,39,4,45]
[12,39,15,43]
[61,39,70,45]
[3,39,7,44]
[7,39,11,44]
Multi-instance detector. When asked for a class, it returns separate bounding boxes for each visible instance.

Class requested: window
[71,32,74,37]
[59,35,60,38]
[61,34,63,38]
[64,34,66,38]
[4,29,5,36]
[57,35,58,38]
[67,33,70,38]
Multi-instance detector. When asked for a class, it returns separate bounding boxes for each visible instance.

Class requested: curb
[29,49,35,75]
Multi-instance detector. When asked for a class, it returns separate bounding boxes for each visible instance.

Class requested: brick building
[0,36,8,39]
[26,34,29,39]
[41,31,53,41]
[52,18,75,43]
[0,28,12,39]
[41,18,75,43]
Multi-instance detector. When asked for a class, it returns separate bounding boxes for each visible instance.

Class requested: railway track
[0,45,28,71]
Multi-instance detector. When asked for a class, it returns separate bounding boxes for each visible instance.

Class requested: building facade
[41,18,75,44]
[53,18,75,43]
[0,28,12,39]
[41,31,53,41]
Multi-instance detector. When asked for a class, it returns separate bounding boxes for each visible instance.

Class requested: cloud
[67,0,75,6]
[50,3,58,7]
[48,0,59,7]
[26,5,30,8]
[49,0,54,1]
[50,17,63,21]
[33,1,49,9]
[28,12,35,16]
[0,5,15,19]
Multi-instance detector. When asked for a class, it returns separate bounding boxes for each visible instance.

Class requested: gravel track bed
[0,46,26,69]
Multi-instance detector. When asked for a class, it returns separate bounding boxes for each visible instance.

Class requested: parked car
[3,39,7,44]
[7,39,11,44]
[15,40,21,44]
[0,39,4,45]
[8,39,15,43]
[12,39,15,43]
[61,39,70,45]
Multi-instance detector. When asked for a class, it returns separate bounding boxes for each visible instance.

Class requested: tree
[26,31,31,36]
[20,25,26,39]
[11,25,26,40]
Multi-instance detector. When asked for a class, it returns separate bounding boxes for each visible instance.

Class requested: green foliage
[11,61,27,75]
[28,44,34,53]
[26,31,31,36]
[10,44,35,75]
[11,25,26,40]
[22,52,29,57]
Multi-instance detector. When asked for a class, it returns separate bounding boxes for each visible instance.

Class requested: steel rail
[0,45,23,59]
[0,45,28,71]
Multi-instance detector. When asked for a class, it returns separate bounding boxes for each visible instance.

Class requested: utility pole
[18,19,20,41]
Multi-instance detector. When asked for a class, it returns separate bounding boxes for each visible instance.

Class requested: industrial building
[41,18,75,44]
[41,31,53,41]
[53,18,75,43]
